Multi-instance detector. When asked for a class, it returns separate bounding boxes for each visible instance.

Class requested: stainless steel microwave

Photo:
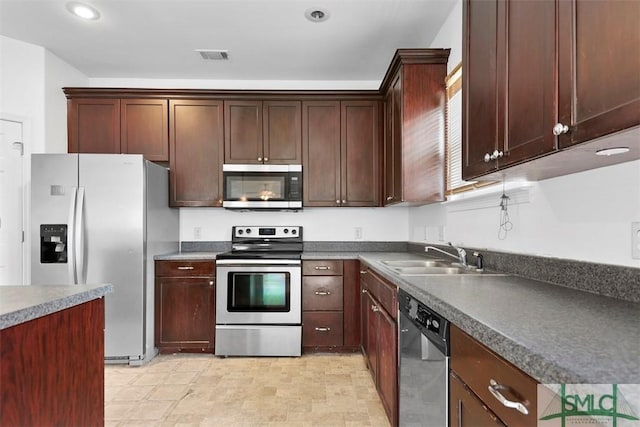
[222,164,302,209]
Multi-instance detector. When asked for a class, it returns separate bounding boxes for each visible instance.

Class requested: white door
[0,119,25,285]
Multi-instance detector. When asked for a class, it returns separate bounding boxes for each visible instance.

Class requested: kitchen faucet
[425,243,468,267]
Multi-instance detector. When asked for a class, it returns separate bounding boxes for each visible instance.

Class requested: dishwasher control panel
[399,289,449,345]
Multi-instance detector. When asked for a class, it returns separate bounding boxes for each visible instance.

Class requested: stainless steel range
[215,226,303,357]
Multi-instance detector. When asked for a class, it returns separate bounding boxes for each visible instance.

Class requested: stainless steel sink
[381,259,449,268]
[395,266,472,275]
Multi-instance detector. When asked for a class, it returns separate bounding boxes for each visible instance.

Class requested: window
[445,63,494,195]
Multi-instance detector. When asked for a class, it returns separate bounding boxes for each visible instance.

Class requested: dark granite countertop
[358,252,640,385]
[0,284,113,330]
[153,248,639,383]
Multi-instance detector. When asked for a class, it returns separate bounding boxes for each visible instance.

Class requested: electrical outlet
[355,227,363,240]
[194,226,202,240]
[632,222,640,259]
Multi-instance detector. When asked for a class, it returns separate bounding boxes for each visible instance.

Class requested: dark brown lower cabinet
[302,259,361,352]
[0,298,105,426]
[155,260,215,353]
[450,371,506,427]
[360,265,398,426]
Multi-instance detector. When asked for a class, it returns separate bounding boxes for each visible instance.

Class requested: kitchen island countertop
[0,283,113,330]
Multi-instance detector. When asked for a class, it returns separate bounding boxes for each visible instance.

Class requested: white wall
[180,206,409,242]
[0,35,89,152]
[409,153,640,268]
[0,36,46,152]
[430,0,462,73]
[44,50,89,152]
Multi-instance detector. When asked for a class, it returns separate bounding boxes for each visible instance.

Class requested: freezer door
[79,154,145,359]
[30,154,79,285]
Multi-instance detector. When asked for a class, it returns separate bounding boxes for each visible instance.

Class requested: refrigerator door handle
[75,187,86,285]
[67,187,78,284]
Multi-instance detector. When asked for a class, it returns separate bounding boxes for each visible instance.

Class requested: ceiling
[0,0,456,83]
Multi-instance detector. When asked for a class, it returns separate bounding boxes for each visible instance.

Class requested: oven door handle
[215,259,301,266]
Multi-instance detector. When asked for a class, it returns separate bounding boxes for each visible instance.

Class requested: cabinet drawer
[362,268,396,319]
[451,325,538,427]
[303,260,343,276]
[302,312,343,347]
[155,260,215,277]
[302,276,343,311]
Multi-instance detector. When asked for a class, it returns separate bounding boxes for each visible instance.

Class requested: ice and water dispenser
[40,224,67,263]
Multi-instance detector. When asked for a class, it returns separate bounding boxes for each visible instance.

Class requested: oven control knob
[291,229,297,235]
[284,228,289,234]
[246,228,251,234]
[238,229,244,235]
[432,319,440,329]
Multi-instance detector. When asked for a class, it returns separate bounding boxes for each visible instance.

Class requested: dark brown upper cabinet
[67,96,168,162]
[463,0,640,181]
[379,49,450,206]
[224,100,302,164]
[302,100,381,207]
[169,99,224,207]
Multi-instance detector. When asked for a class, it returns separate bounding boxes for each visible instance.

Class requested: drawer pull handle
[371,305,379,312]
[360,270,368,274]
[177,266,194,270]
[361,289,368,294]
[315,327,331,332]
[314,266,332,270]
[314,291,331,296]
[488,379,529,415]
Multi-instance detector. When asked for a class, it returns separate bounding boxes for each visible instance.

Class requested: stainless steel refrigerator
[30,154,179,364]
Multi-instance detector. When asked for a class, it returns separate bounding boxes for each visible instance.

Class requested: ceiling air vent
[196,49,229,60]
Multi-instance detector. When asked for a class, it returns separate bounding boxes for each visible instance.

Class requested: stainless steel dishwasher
[398,289,450,427]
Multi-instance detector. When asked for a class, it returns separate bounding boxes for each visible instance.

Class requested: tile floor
[105,353,391,427]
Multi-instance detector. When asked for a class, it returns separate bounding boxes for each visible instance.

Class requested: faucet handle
[472,251,484,270]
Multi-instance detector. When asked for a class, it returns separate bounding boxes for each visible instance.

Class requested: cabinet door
[499,0,557,167]
[463,0,500,179]
[342,260,361,349]
[224,100,263,163]
[263,101,302,164]
[169,100,224,207]
[450,372,506,427]
[155,276,215,351]
[558,0,640,148]
[341,100,380,207]
[120,99,169,161]
[302,101,341,207]
[363,291,378,380]
[68,98,120,154]
[383,77,402,206]
[377,302,398,427]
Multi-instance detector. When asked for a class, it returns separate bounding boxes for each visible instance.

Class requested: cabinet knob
[552,123,569,136]
[209,281,214,286]
[342,199,346,204]
[361,289,368,294]
[371,305,379,312]
[484,153,491,162]
[386,196,393,201]
[264,157,269,162]
[258,157,263,162]
[336,200,341,204]
[485,150,504,161]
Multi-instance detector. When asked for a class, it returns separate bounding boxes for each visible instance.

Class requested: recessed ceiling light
[66,2,100,20]
[595,147,630,156]
[305,8,330,23]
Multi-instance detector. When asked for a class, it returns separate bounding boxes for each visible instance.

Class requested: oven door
[216,261,301,325]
